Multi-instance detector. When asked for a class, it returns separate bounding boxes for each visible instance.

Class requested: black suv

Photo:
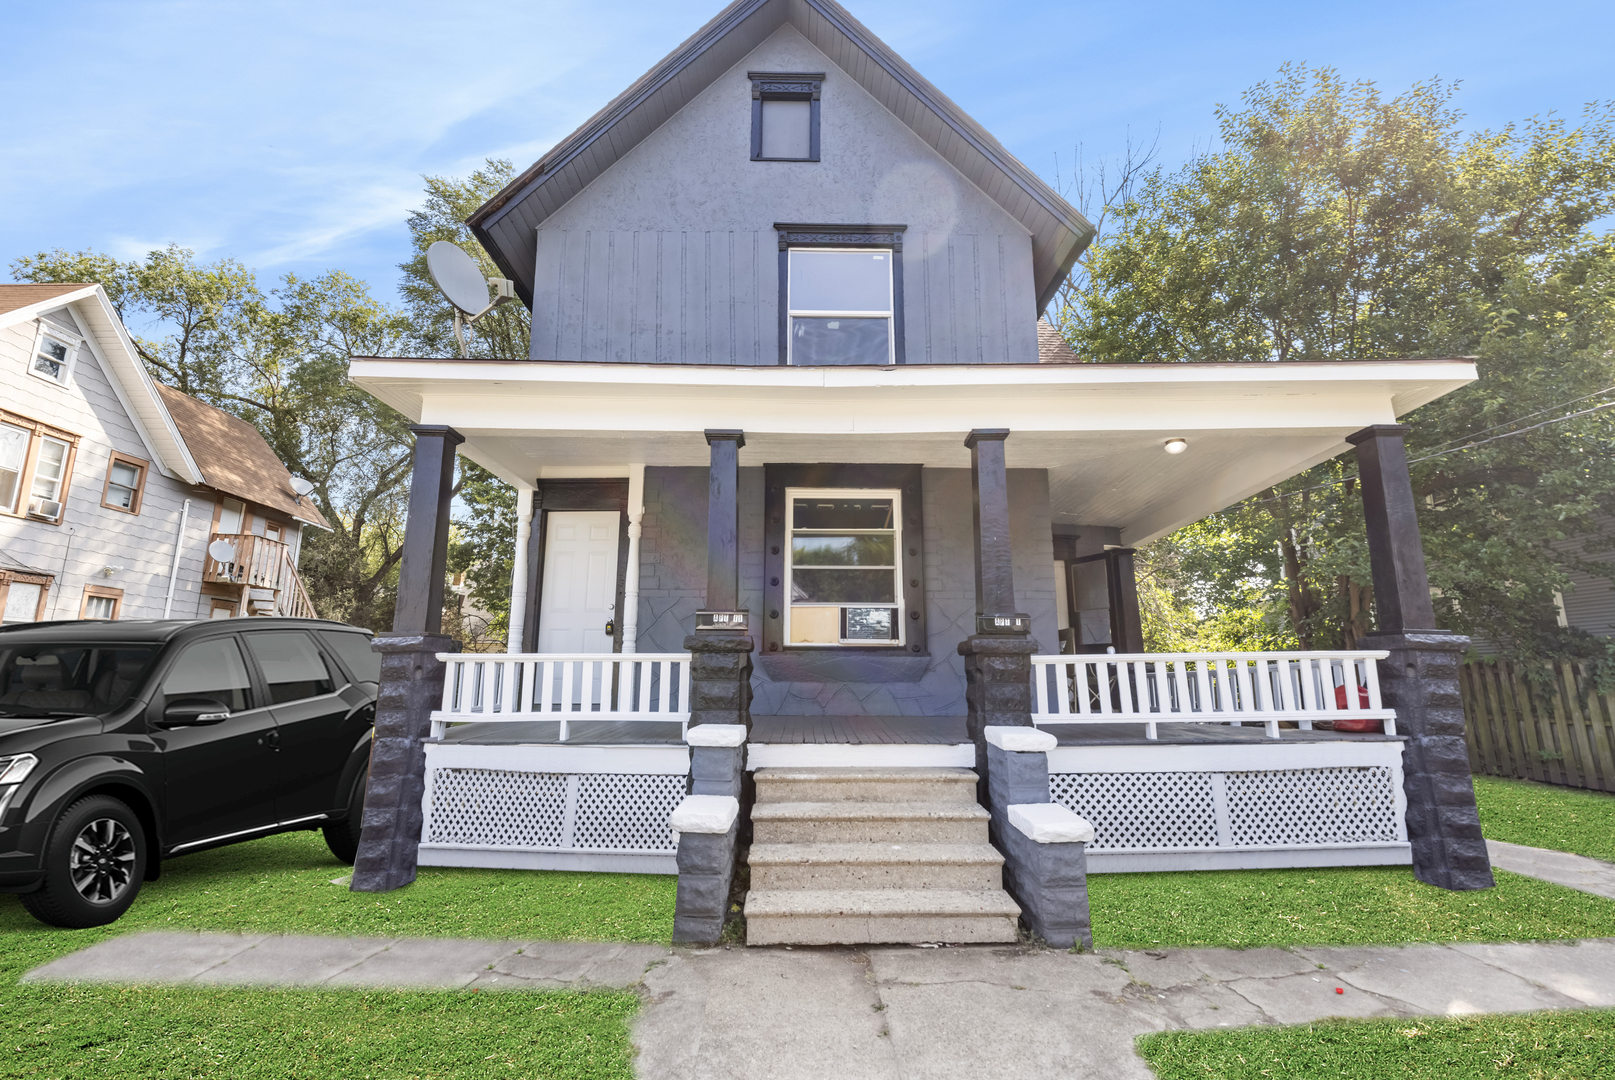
[0,618,379,928]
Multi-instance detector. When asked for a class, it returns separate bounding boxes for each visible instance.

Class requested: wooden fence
[1459,660,1615,793]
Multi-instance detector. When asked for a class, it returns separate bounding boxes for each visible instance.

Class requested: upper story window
[30,322,80,386]
[776,225,906,365]
[750,72,822,162]
[785,488,903,646]
[101,452,149,515]
[0,410,79,523]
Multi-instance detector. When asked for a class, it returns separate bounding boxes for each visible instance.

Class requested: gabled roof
[1036,318,1081,364]
[470,0,1094,315]
[154,385,331,529]
[0,283,205,486]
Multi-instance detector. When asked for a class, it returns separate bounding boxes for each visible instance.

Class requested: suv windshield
[0,644,158,717]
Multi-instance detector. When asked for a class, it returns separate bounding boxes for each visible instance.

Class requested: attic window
[750,72,822,162]
[30,325,79,386]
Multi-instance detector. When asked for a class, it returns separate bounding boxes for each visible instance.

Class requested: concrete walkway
[23,932,1615,1080]
[1489,839,1615,900]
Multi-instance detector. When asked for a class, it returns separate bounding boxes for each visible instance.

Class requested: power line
[1243,396,1615,507]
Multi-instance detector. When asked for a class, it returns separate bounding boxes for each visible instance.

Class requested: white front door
[537,511,620,653]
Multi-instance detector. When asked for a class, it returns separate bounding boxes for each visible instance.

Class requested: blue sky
[4,0,1612,317]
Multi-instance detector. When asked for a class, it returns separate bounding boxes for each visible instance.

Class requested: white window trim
[782,486,904,648]
[28,320,83,387]
[0,419,28,515]
[27,435,71,522]
[786,247,895,366]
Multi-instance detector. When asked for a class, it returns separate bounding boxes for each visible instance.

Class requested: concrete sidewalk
[24,931,1615,1080]
[1489,839,1615,900]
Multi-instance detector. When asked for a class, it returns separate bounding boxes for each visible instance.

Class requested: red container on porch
[1332,674,1382,733]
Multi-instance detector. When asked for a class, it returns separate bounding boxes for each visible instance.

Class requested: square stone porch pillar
[1348,423,1494,892]
[351,424,462,894]
[958,429,1037,800]
[685,430,754,731]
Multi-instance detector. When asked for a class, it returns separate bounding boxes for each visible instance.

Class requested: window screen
[785,490,902,645]
[760,99,811,159]
[787,249,893,365]
[245,632,335,704]
[162,637,252,711]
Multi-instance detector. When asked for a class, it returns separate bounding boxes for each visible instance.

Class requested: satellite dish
[426,241,492,317]
[208,539,238,564]
[290,477,317,498]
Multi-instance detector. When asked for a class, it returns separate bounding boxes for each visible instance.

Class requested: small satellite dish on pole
[425,241,516,357]
[208,539,238,565]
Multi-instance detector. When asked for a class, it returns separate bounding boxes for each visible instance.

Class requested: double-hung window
[28,438,70,521]
[785,488,903,646]
[787,248,894,365]
[101,453,148,514]
[30,325,78,386]
[0,422,26,513]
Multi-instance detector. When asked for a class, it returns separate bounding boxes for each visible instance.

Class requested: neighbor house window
[30,325,79,386]
[784,488,904,646]
[80,586,123,620]
[0,572,52,624]
[750,72,821,161]
[776,225,906,365]
[27,437,70,521]
[101,452,148,515]
[0,422,26,513]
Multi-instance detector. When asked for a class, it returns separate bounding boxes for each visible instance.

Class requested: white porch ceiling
[348,358,1476,546]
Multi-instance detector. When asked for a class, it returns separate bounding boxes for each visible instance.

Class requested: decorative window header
[775,223,906,250]
[748,71,824,99]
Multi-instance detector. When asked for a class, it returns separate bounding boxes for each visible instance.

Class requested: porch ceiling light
[1163,438,1189,455]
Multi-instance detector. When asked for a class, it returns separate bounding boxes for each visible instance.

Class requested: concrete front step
[749,842,1005,891]
[745,888,1022,945]
[754,766,979,805]
[750,801,990,845]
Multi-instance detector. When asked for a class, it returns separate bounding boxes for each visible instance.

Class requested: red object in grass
[1332,681,1383,734]
[1335,988,1344,994]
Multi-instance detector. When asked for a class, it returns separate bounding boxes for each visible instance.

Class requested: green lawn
[0,830,678,1080]
[1137,1010,1615,1079]
[1475,776,1615,863]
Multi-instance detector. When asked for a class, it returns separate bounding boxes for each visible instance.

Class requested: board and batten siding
[0,311,213,621]
[527,24,1039,367]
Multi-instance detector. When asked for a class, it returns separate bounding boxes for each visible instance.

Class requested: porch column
[1106,548,1145,654]
[622,464,646,653]
[352,424,463,894]
[506,486,534,651]
[685,431,753,730]
[1347,424,1494,892]
[958,430,1037,799]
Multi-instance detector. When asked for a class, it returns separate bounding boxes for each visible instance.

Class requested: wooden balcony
[202,532,316,618]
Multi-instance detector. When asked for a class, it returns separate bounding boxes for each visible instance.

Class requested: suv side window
[244,631,335,705]
[317,630,381,684]
[161,637,252,711]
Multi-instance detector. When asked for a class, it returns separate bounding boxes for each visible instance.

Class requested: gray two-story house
[348,0,1494,944]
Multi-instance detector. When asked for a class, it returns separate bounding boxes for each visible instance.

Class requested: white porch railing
[1030,650,1394,740]
[432,652,692,740]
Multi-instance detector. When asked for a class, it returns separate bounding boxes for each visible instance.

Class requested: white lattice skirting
[1046,741,1411,872]
[417,743,689,874]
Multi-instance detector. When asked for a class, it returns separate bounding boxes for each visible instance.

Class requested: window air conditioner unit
[28,498,62,520]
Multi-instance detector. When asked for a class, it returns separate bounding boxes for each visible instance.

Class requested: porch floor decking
[435,715,1401,746]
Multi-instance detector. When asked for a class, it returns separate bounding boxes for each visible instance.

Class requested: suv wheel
[22,795,147,928]
[322,766,367,865]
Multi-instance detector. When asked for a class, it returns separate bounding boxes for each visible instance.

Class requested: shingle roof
[154,384,330,529]
[0,283,93,317]
[1037,318,1082,364]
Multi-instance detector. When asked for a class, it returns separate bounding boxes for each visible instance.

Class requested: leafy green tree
[1055,66,1615,663]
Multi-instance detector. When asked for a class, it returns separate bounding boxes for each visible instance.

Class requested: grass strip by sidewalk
[1088,867,1615,951]
[1136,1009,1615,1079]
[1475,776,1615,864]
[0,830,675,1080]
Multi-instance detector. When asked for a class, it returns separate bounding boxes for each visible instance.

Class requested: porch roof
[348,356,1476,545]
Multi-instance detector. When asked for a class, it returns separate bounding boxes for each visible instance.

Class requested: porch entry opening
[538,510,619,654]
[787,248,893,365]
[784,487,903,647]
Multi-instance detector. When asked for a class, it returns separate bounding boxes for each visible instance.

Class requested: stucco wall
[0,311,214,621]
[528,23,1039,367]
[635,464,1058,717]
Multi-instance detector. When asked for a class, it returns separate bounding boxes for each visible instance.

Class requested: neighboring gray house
[0,283,326,624]
[1555,520,1615,638]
